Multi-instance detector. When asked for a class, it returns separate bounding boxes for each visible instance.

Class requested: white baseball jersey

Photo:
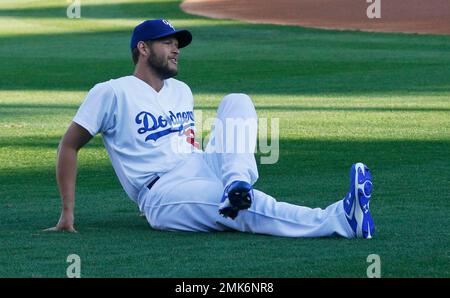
[73,75,198,203]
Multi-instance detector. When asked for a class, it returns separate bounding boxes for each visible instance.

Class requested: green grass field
[1,0,449,278]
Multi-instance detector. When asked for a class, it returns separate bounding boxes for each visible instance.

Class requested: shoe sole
[352,163,374,239]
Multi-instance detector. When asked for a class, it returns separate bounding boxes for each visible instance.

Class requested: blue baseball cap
[130,19,192,50]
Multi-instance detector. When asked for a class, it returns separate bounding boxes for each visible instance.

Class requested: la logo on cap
[162,19,175,30]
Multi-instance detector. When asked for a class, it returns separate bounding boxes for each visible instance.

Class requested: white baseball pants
[138,94,355,238]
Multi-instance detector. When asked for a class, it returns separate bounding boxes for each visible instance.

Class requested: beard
[146,52,178,80]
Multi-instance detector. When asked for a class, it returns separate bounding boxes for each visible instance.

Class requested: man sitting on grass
[46,19,375,239]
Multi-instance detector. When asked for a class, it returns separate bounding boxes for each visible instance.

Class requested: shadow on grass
[2,138,449,197]
[1,47,450,95]
[1,13,450,94]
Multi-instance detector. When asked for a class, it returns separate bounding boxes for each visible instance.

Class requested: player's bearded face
[146,38,179,79]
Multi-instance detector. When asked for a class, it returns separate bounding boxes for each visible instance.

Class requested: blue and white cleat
[219,181,253,220]
[343,163,375,239]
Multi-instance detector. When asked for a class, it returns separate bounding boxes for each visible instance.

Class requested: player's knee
[221,93,256,117]
[223,93,252,105]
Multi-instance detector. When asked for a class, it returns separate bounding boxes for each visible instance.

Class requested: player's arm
[45,122,93,232]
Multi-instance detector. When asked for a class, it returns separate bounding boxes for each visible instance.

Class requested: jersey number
[184,129,200,149]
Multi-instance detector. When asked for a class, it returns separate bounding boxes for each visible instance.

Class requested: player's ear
[137,41,150,57]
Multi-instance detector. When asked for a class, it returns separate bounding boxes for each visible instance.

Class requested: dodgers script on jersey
[73,76,199,203]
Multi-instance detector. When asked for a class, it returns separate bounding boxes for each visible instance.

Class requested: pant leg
[203,93,259,187]
[221,190,355,238]
[139,155,354,238]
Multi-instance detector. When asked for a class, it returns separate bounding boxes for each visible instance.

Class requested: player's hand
[44,213,77,233]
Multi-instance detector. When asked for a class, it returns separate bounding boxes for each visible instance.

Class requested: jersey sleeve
[73,82,116,136]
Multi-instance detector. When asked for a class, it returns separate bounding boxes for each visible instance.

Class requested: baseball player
[46,19,375,239]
